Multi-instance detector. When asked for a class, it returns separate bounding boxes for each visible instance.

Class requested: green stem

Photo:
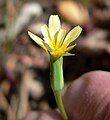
[50,56,64,90]
[53,90,68,120]
[50,56,68,120]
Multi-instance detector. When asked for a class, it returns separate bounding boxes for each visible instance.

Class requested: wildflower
[28,15,82,59]
[28,15,82,120]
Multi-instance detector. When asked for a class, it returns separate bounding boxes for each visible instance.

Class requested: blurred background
[0,0,110,120]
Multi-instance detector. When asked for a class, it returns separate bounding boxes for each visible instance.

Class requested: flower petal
[66,44,77,52]
[54,31,59,47]
[62,44,76,56]
[57,29,66,47]
[41,24,52,46]
[49,15,61,41]
[43,42,52,53]
[28,31,47,52]
[63,26,82,47]
[63,52,75,56]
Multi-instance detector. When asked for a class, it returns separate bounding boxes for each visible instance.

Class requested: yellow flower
[28,15,82,59]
